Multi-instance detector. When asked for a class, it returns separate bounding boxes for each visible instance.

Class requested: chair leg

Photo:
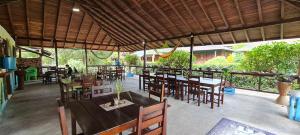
[198,93,200,106]
[217,94,220,107]
[187,92,190,103]
[221,94,224,104]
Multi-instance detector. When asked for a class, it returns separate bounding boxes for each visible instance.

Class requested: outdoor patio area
[0,77,299,135]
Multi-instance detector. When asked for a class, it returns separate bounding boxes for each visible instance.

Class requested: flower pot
[276,81,292,106]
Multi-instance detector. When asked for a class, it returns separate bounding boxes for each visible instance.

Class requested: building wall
[194,50,232,64]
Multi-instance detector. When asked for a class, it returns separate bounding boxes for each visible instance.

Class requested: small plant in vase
[114,79,123,106]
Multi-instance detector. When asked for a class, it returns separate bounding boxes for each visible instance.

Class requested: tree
[156,50,195,69]
[242,41,300,74]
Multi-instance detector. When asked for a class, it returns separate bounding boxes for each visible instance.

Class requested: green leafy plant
[156,50,195,69]
[124,54,140,73]
[242,41,300,82]
[115,79,123,100]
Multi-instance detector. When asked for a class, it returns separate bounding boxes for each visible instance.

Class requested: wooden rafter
[207,35,214,45]
[233,0,250,42]
[98,33,107,50]
[82,1,139,43]
[256,0,266,41]
[106,0,162,48]
[217,34,224,44]
[230,32,236,44]
[17,37,114,46]
[63,1,75,48]
[73,12,86,47]
[126,16,300,45]
[148,0,186,46]
[197,0,224,44]
[283,0,300,10]
[281,1,284,39]
[53,0,62,44]
[6,4,14,36]
[91,28,101,49]
[131,0,178,46]
[93,0,160,48]
[105,38,112,50]
[41,0,45,47]
[24,0,30,45]
[180,0,204,45]
[215,0,237,44]
[80,3,134,44]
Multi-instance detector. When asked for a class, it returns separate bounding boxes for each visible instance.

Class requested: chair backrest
[143,70,150,80]
[91,85,113,98]
[203,71,214,79]
[56,98,68,135]
[149,75,165,102]
[188,75,200,92]
[136,99,168,135]
[173,69,182,75]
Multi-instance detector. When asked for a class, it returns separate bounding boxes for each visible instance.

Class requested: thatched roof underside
[0,0,300,52]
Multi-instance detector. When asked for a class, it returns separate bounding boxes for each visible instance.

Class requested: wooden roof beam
[217,34,224,44]
[98,34,107,50]
[24,0,30,46]
[6,4,15,36]
[215,0,237,43]
[233,0,250,42]
[80,4,132,45]
[91,28,101,49]
[41,0,45,47]
[53,0,62,45]
[73,12,86,48]
[257,0,266,41]
[125,16,300,46]
[283,0,300,10]
[149,0,185,46]
[63,1,75,48]
[230,32,237,44]
[82,0,141,44]
[281,1,285,39]
[106,0,163,48]
[132,0,178,45]
[80,4,136,45]
[180,0,205,45]
[207,35,214,45]
[17,37,115,46]
[197,0,216,31]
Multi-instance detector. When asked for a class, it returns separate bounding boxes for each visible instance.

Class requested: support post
[18,48,21,58]
[189,34,194,70]
[54,40,58,82]
[143,41,146,69]
[117,44,120,67]
[85,43,88,74]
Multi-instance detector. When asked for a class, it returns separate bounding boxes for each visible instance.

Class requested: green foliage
[193,56,235,70]
[242,41,300,74]
[156,50,195,68]
[124,54,140,66]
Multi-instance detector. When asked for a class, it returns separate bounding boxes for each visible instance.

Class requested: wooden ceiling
[1,0,300,52]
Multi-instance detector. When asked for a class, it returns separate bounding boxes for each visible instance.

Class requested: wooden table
[69,91,159,135]
[150,74,221,109]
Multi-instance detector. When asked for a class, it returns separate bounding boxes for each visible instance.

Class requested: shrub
[156,50,196,69]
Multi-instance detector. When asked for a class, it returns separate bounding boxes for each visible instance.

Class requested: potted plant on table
[114,79,123,105]
[276,74,294,106]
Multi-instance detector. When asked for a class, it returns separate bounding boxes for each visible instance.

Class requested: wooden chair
[187,75,205,106]
[116,67,123,80]
[167,73,178,98]
[206,75,225,107]
[91,80,113,98]
[143,70,151,91]
[56,98,83,135]
[131,99,168,135]
[81,75,95,99]
[203,71,214,79]
[149,75,165,102]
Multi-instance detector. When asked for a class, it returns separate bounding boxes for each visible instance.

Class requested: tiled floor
[0,77,299,135]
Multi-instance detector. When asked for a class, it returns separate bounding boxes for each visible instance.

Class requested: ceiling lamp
[72,7,80,12]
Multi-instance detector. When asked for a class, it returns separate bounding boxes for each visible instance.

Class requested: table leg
[181,81,184,101]
[211,86,214,109]
[139,75,141,90]
[175,81,179,99]
[71,113,76,135]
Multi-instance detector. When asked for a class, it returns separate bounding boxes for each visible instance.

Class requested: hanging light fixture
[72,7,80,12]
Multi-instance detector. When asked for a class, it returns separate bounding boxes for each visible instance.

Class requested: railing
[87,65,279,93]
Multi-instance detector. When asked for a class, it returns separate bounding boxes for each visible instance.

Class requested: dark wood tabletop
[69,91,159,135]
